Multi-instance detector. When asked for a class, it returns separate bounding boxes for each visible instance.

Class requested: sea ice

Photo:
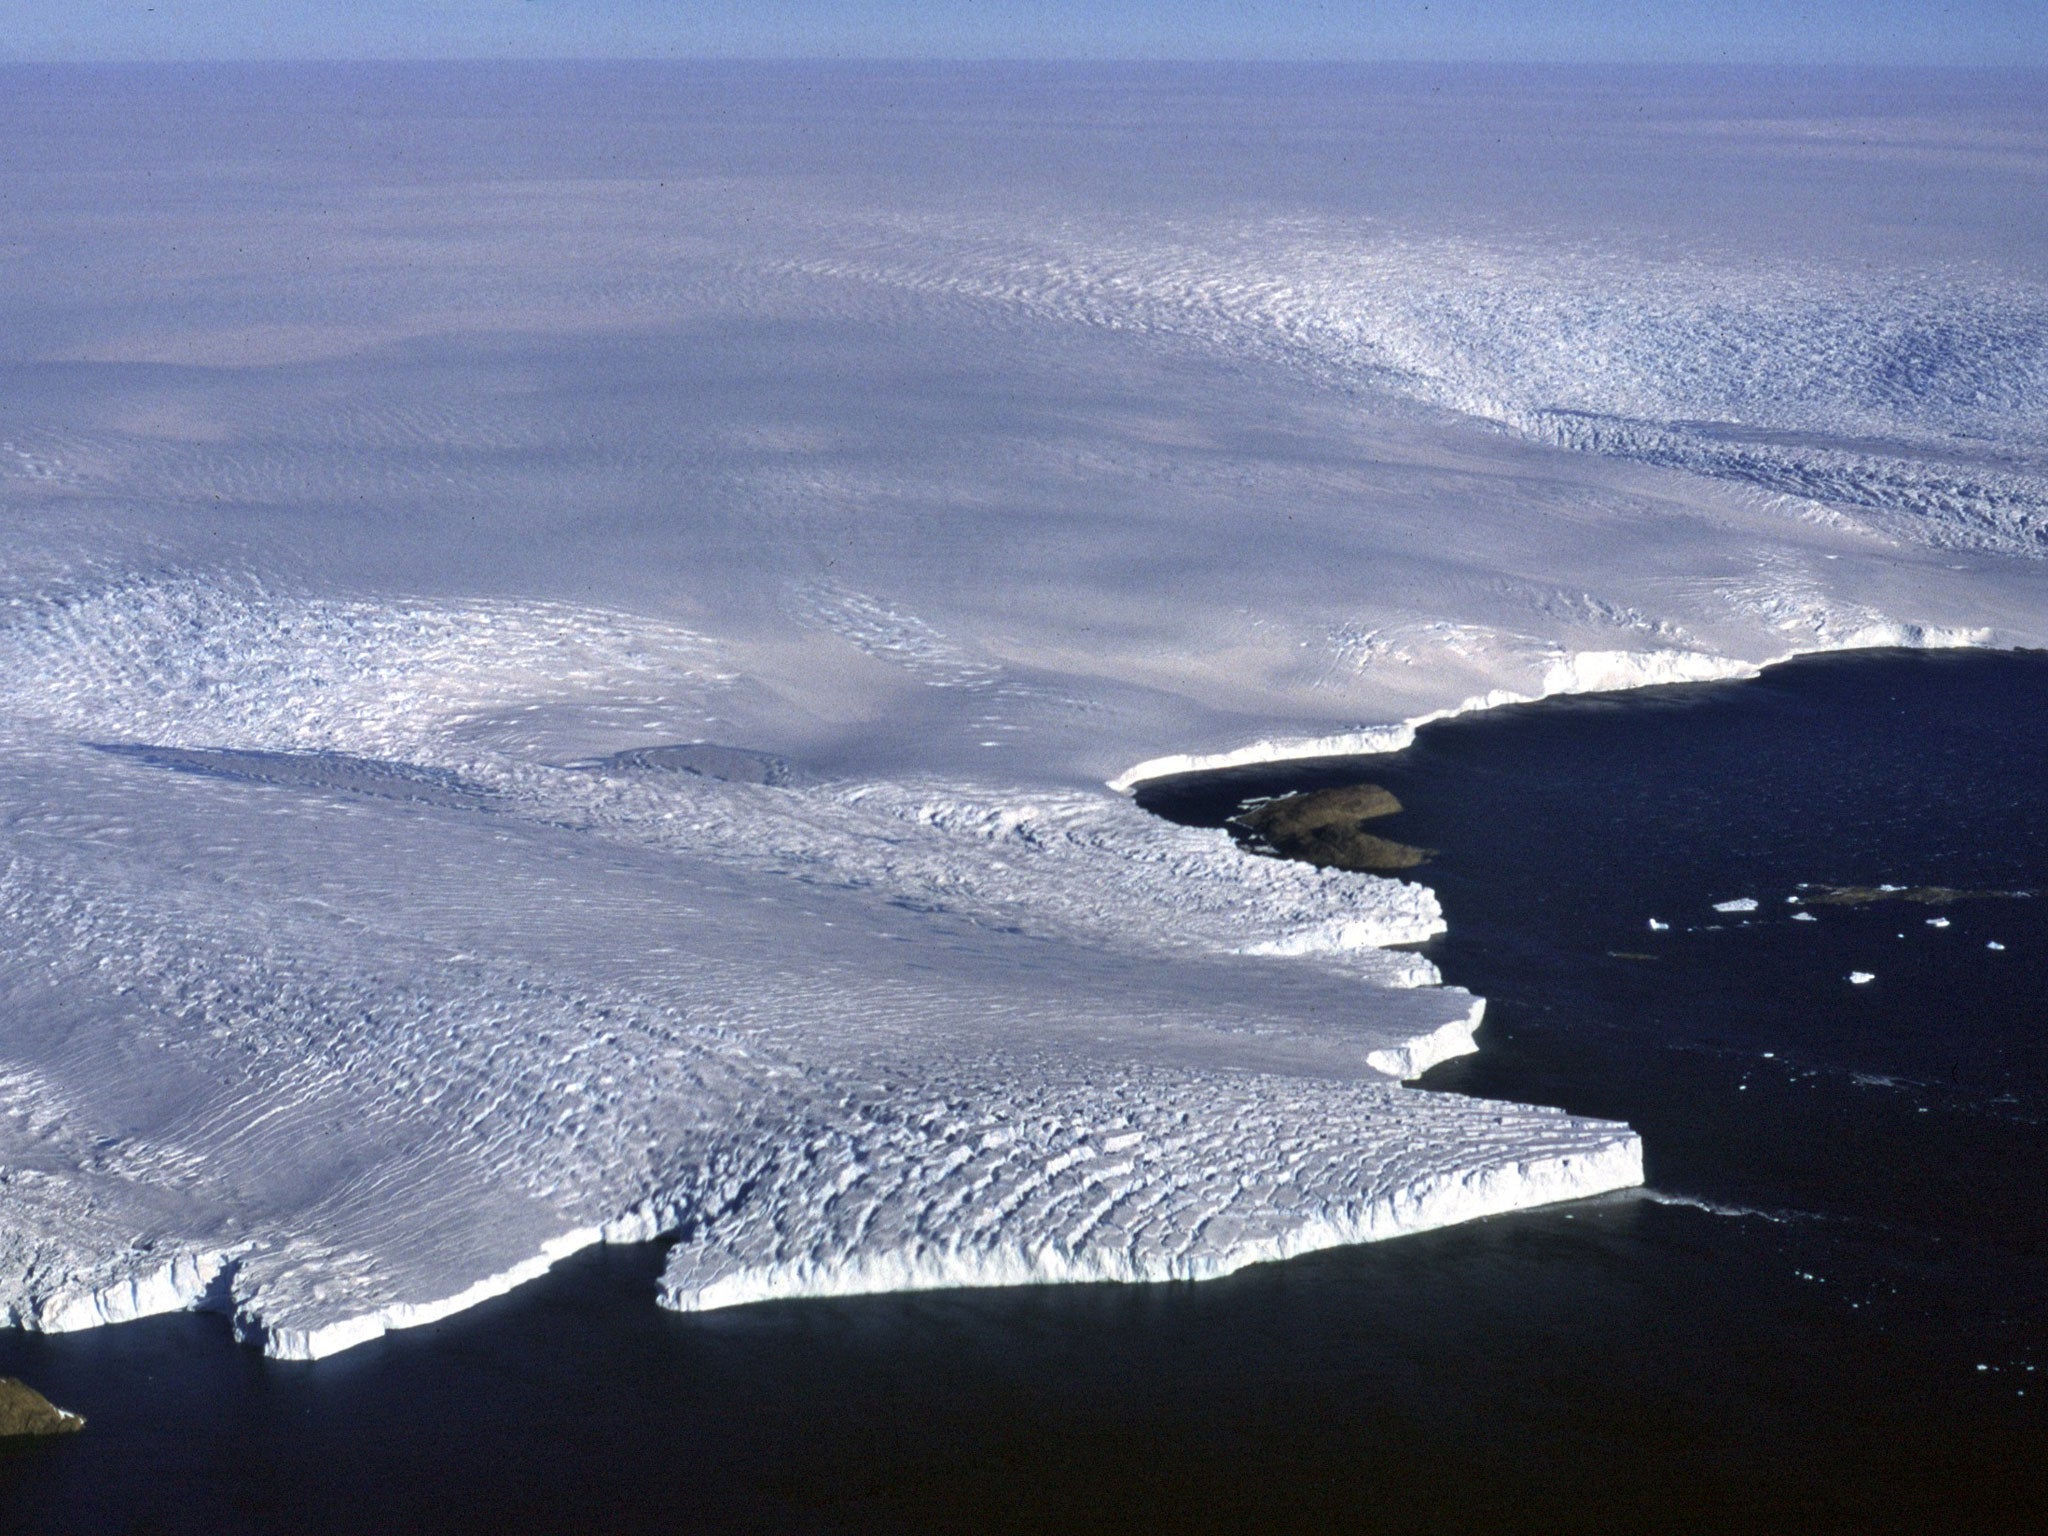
[1,65,2044,1355]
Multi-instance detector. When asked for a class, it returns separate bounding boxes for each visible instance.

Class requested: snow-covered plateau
[2,64,2044,1357]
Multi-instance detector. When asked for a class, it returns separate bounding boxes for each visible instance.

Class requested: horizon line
[4,54,2043,69]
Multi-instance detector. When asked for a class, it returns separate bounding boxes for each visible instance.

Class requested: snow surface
[2,64,2045,1356]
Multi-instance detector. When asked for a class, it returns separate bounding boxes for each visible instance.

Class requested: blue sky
[4,1,2043,65]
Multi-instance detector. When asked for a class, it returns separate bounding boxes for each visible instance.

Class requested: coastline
[1108,629,1995,795]
[9,642,2045,1535]
[0,636,2028,1360]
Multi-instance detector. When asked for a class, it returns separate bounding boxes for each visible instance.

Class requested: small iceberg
[1647,918,1670,931]
[1848,971,1876,985]
[1988,941,2006,951]
[1928,917,1950,928]
[1713,898,1759,913]
[1792,912,1818,922]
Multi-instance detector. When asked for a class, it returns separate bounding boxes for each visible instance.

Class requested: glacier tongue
[0,689,1562,1357]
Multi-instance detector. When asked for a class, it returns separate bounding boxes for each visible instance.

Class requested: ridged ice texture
[660,1070,1641,1312]
[4,67,2046,1356]
[0,574,1616,1357]
[778,221,2048,554]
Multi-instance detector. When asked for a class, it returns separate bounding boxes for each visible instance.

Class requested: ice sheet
[2,64,2043,1354]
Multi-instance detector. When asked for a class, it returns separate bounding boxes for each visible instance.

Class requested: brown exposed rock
[0,1377,84,1438]
[1232,783,1431,873]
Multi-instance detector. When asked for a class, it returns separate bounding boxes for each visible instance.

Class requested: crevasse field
[2,64,2043,1360]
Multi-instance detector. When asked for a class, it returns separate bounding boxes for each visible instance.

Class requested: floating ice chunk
[1792,912,1818,922]
[1848,971,1876,984]
[1928,917,1950,928]
[1988,941,2006,951]
[1713,898,1759,913]
[1647,918,1670,931]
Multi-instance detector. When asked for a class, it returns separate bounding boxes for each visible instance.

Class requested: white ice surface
[2,65,2045,1355]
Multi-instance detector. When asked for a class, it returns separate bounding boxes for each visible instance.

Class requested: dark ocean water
[4,647,2045,1534]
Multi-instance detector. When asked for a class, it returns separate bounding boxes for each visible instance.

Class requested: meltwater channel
[4,646,2045,1533]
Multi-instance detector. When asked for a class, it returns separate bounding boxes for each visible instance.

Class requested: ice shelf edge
[1107,635,1998,794]
[657,1129,1647,1314]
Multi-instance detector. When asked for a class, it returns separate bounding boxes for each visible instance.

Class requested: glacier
[2,63,2045,1357]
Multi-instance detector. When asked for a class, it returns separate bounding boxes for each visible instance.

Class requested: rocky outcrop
[1232,783,1432,873]
[0,1378,84,1437]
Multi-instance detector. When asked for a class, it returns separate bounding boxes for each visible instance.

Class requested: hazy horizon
[5,0,2043,67]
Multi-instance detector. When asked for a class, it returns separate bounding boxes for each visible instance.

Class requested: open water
[3,647,2045,1532]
